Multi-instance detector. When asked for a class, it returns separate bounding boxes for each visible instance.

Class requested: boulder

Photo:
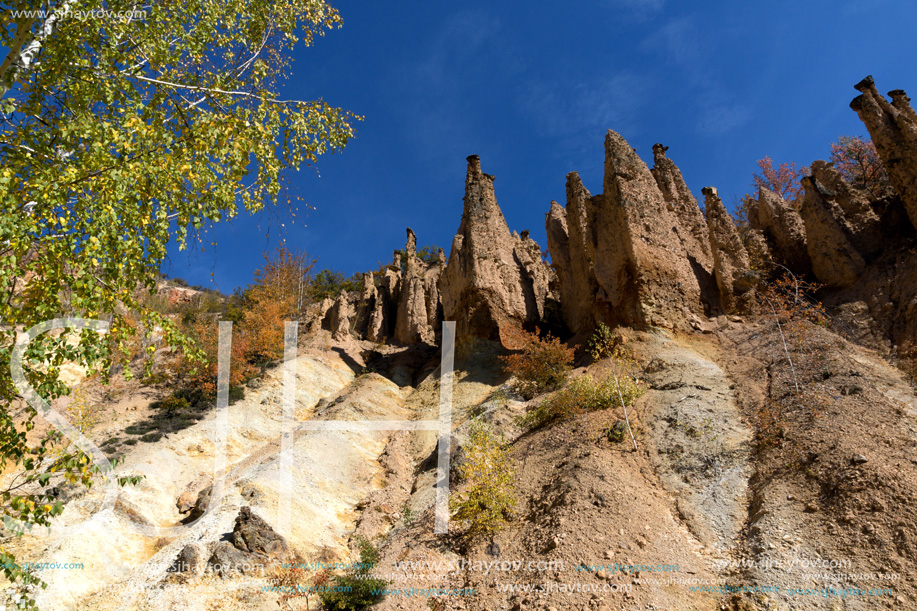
[208,541,256,577]
[231,506,289,558]
[181,485,212,524]
[850,76,917,229]
[172,543,206,575]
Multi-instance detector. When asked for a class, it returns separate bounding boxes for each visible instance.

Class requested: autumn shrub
[268,564,331,611]
[319,537,388,611]
[757,270,828,393]
[63,376,105,434]
[499,324,574,399]
[830,135,891,198]
[450,418,515,540]
[520,373,644,430]
[242,248,314,364]
[752,156,808,203]
[587,323,625,361]
[167,316,257,396]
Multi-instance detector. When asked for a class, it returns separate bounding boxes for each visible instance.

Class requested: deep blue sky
[163,0,917,292]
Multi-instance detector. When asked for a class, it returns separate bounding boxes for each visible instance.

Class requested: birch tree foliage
[0,0,357,598]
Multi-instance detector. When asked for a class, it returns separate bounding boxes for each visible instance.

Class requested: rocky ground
[3,311,916,611]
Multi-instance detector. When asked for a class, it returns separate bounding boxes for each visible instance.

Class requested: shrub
[587,323,625,361]
[756,270,828,394]
[450,418,515,541]
[520,373,644,430]
[64,377,104,434]
[269,564,332,611]
[319,536,388,611]
[830,135,891,198]
[155,395,190,417]
[499,324,574,399]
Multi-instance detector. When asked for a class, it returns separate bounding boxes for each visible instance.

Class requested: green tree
[309,268,363,301]
[0,0,357,601]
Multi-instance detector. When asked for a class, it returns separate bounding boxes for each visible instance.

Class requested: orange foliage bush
[242,247,314,364]
[168,317,256,395]
[499,324,575,399]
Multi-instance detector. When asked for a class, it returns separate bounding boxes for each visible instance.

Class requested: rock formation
[440,155,556,342]
[809,160,883,257]
[650,143,716,276]
[394,228,442,344]
[751,186,811,276]
[549,132,714,333]
[313,229,443,345]
[367,252,402,342]
[704,187,753,312]
[850,75,917,230]
[353,272,377,338]
[326,291,354,340]
[545,173,600,335]
[799,175,867,289]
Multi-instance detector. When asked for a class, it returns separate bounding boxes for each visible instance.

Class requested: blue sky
[163,0,917,292]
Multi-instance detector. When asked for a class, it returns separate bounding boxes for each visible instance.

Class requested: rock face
[704,187,753,312]
[800,175,867,289]
[850,76,917,230]
[594,132,711,328]
[650,144,715,276]
[326,291,354,340]
[316,229,443,345]
[809,160,883,257]
[751,186,811,276]
[353,272,377,338]
[545,173,600,335]
[394,228,442,344]
[440,155,556,342]
[548,134,719,333]
[368,253,402,342]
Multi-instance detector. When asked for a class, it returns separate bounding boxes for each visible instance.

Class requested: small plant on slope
[450,418,516,541]
[319,536,388,611]
[520,373,644,438]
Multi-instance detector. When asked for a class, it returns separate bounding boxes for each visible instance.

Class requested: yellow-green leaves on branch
[0,0,357,602]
